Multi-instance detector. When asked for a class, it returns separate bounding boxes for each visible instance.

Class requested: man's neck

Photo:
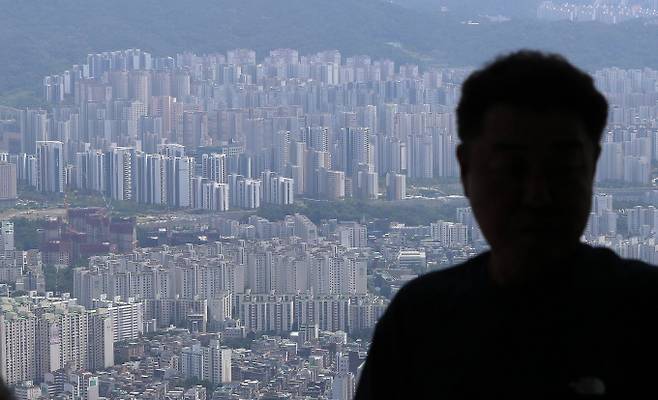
[487,243,582,287]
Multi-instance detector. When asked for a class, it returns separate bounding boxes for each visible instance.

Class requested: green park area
[258,198,458,227]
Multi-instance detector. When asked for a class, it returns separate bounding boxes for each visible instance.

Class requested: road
[0,207,67,221]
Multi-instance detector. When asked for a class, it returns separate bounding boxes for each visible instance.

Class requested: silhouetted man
[355,51,658,398]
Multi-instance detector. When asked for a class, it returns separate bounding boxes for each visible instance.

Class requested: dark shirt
[355,244,658,398]
[0,379,11,400]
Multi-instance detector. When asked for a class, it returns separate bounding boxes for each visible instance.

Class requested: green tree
[10,218,45,250]
[44,265,74,294]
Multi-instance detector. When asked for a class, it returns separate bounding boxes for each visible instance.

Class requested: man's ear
[456,143,470,198]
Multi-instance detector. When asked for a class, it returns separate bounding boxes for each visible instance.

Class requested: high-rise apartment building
[262,171,295,205]
[135,152,167,205]
[171,156,194,208]
[239,293,294,334]
[36,141,65,193]
[386,172,406,201]
[110,147,134,201]
[0,222,14,252]
[236,178,261,209]
[430,221,469,248]
[201,153,227,183]
[196,181,229,211]
[0,312,37,385]
[324,170,346,200]
[182,111,209,149]
[91,297,144,342]
[180,339,232,385]
[20,109,48,155]
[338,128,372,177]
[128,71,150,110]
[227,49,256,65]
[0,295,115,384]
[86,309,114,372]
[0,162,17,200]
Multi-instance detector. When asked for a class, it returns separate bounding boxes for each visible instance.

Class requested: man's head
[456,51,608,259]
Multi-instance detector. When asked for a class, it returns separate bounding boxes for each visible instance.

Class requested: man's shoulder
[393,252,488,305]
[580,244,658,288]
[395,245,658,296]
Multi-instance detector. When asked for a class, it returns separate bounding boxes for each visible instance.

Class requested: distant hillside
[392,0,654,18]
[0,0,437,105]
[2,0,658,107]
[391,0,543,18]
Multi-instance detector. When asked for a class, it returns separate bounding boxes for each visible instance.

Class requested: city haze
[1,0,658,399]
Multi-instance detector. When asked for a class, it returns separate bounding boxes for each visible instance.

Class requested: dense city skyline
[2,0,658,398]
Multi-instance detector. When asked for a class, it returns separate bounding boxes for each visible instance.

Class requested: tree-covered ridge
[394,0,658,18]
[2,0,658,107]
[257,198,458,228]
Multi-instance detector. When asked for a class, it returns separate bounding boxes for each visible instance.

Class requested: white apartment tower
[0,313,37,385]
[202,153,227,184]
[110,147,134,201]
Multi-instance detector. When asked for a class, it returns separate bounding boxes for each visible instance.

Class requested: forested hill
[2,0,658,106]
[393,0,658,18]
[392,0,544,18]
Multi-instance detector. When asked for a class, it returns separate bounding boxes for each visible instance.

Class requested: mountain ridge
[1,0,658,107]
